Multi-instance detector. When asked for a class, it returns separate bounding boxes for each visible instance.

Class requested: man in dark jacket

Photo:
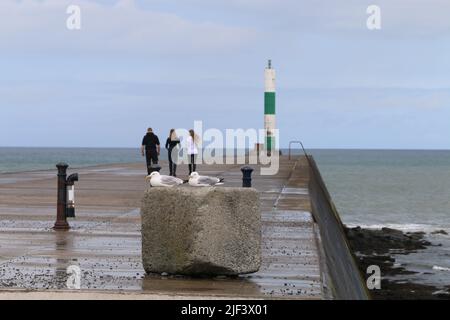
[141,128,161,174]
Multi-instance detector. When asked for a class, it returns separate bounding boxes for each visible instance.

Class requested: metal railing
[288,140,308,160]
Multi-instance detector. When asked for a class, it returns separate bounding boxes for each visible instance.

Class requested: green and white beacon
[264,59,276,155]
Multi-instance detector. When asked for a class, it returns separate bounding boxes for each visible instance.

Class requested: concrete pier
[0,156,368,299]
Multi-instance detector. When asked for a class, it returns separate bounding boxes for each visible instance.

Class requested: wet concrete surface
[0,157,323,299]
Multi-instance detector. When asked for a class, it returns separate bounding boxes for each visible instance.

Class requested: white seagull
[146,172,184,187]
[189,172,224,187]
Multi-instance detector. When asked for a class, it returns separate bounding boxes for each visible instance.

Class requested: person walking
[165,129,180,177]
[187,129,199,175]
[141,128,160,175]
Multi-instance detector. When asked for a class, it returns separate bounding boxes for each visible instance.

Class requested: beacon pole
[264,59,276,156]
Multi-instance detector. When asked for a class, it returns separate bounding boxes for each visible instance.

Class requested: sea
[0,147,143,173]
[0,147,449,288]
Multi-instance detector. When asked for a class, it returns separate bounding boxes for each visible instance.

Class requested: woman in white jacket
[187,129,199,174]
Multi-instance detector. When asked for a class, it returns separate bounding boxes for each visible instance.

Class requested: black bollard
[150,164,162,173]
[241,166,254,188]
[54,163,70,231]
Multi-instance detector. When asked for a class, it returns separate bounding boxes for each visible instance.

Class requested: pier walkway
[0,156,347,299]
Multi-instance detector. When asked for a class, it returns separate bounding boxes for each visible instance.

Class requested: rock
[141,187,261,276]
[431,230,448,235]
[344,225,434,255]
[382,227,404,237]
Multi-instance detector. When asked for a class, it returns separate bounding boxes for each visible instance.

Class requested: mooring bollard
[54,163,79,231]
[241,166,254,188]
[149,164,162,173]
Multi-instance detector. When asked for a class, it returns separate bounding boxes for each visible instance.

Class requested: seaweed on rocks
[344,226,450,300]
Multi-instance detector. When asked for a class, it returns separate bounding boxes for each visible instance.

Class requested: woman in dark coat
[165,129,180,176]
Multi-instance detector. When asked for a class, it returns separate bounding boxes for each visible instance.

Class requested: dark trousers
[146,149,158,175]
[188,154,197,174]
[168,147,177,176]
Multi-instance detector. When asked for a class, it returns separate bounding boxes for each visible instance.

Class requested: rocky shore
[344,226,450,300]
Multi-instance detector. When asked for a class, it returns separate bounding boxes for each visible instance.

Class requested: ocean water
[0,147,144,173]
[309,149,450,288]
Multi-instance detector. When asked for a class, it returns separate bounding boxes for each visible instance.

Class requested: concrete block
[141,187,261,276]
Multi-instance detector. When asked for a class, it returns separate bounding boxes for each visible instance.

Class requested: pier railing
[288,141,304,160]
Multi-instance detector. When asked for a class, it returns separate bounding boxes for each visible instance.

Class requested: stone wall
[308,156,370,300]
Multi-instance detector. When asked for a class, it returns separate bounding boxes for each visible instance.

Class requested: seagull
[146,172,184,187]
[189,172,225,187]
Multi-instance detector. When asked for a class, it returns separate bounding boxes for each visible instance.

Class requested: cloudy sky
[0,0,449,149]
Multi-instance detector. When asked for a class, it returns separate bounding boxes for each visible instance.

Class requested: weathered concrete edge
[312,223,333,300]
[0,289,259,300]
[0,288,321,301]
[307,156,370,300]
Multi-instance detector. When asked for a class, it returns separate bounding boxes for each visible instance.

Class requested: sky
[0,0,449,149]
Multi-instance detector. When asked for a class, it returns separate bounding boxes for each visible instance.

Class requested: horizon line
[0,146,449,152]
